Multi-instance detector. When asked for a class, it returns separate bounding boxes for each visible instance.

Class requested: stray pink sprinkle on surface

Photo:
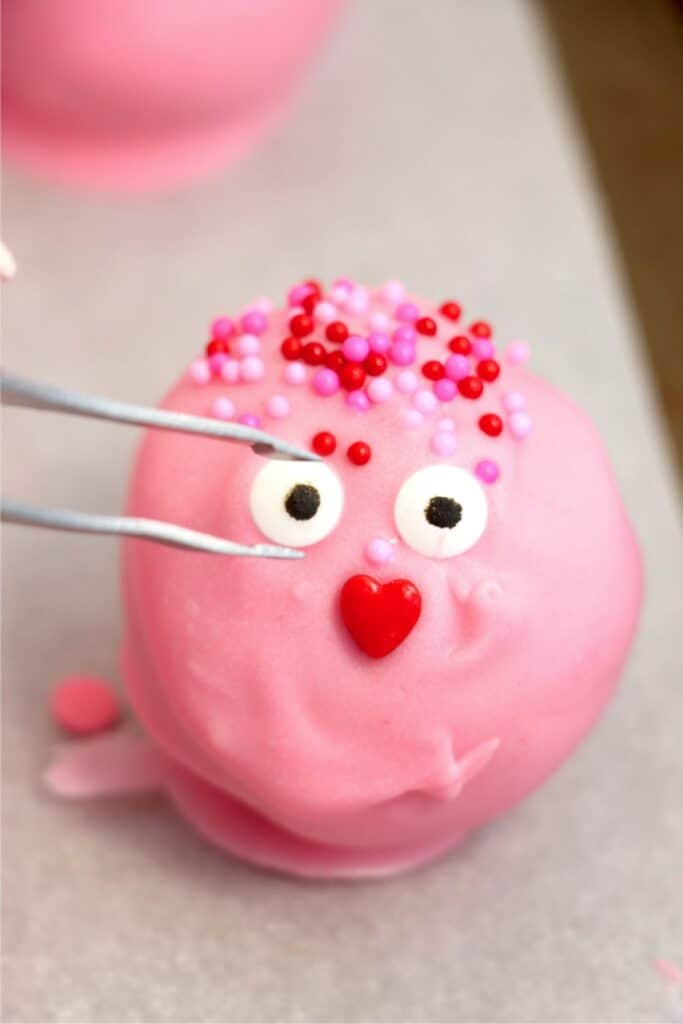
[220,357,241,384]
[505,340,531,366]
[265,394,291,419]
[51,676,121,736]
[211,396,236,420]
[189,358,211,385]
[431,430,458,456]
[654,959,683,985]
[284,362,307,385]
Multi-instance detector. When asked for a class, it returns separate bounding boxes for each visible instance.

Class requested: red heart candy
[340,575,422,659]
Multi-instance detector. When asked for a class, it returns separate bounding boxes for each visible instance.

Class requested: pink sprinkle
[208,352,228,375]
[392,324,417,345]
[502,390,526,413]
[332,277,354,291]
[368,331,391,354]
[389,340,416,366]
[240,356,265,382]
[347,287,370,315]
[288,283,315,307]
[220,357,241,384]
[508,411,532,439]
[433,378,457,402]
[431,430,457,456]
[654,959,683,985]
[238,412,261,428]
[365,537,394,566]
[413,388,438,415]
[395,370,419,394]
[445,353,470,381]
[346,389,370,412]
[475,459,500,484]
[379,280,406,304]
[401,408,424,428]
[368,310,391,332]
[236,333,261,356]
[395,301,419,323]
[367,377,393,404]
[343,335,370,362]
[437,417,455,431]
[266,394,291,419]
[284,362,307,385]
[252,296,273,313]
[211,396,236,420]
[506,340,531,366]
[314,300,336,324]
[240,310,268,335]
[210,316,234,341]
[472,338,494,360]
[330,283,352,306]
[51,675,121,736]
[189,357,211,385]
[312,368,340,397]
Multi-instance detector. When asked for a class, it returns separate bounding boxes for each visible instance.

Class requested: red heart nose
[340,574,422,659]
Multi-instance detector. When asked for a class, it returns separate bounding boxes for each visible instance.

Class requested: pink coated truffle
[237,412,261,428]
[368,310,391,333]
[368,331,391,354]
[346,389,371,413]
[475,459,501,484]
[437,417,455,431]
[395,301,419,323]
[314,301,336,325]
[392,325,417,346]
[400,407,424,428]
[208,352,228,375]
[389,341,416,366]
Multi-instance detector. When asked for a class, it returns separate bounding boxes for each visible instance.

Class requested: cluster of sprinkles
[187,278,533,482]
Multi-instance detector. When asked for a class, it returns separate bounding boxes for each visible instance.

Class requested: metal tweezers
[1,372,318,560]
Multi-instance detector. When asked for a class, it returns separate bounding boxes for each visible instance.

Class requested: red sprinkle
[479,413,503,436]
[325,350,346,373]
[364,352,387,376]
[206,338,229,356]
[340,363,366,391]
[51,675,121,736]
[477,359,500,382]
[415,316,437,336]
[347,441,372,466]
[305,279,323,298]
[289,313,314,338]
[325,321,349,344]
[458,376,484,399]
[312,431,337,456]
[439,301,462,321]
[280,337,302,361]
[302,341,326,365]
[448,335,472,355]
[422,360,444,381]
[470,320,492,338]
[300,293,317,315]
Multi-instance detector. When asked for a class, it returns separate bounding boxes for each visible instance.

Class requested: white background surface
[2,2,682,1021]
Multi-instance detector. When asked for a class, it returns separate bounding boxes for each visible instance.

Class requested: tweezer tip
[253,441,321,462]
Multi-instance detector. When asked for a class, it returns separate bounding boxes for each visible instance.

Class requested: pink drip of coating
[431,430,457,456]
[365,537,394,566]
[189,358,211,385]
[211,396,236,420]
[210,316,234,341]
[266,394,291,419]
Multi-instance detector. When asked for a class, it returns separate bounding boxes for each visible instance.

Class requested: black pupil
[425,495,462,529]
[285,484,320,521]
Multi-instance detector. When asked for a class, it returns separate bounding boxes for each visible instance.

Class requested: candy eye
[250,461,344,547]
[394,465,488,558]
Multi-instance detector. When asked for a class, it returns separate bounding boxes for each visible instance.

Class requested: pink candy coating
[220,358,241,384]
[241,310,268,335]
[236,334,261,357]
[211,396,236,420]
[445,353,470,381]
[413,388,438,415]
[342,335,370,363]
[284,362,307,385]
[433,378,457,402]
[240,356,265,382]
[506,341,531,366]
[475,459,500,484]
[189,357,211,385]
[210,316,234,341]
[367,377,393,404]
[502,391,527,413]
[508,412,532,439]
[431,430,458,456]
[395,370,419,394]
[312,368,340,397]
[265,394,291,419]
[364,537,394,566]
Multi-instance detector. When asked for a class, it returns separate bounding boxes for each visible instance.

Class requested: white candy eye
[249,460,344,548]
[394,465,488,558]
